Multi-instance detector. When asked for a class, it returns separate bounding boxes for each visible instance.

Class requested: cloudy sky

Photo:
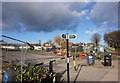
[1,1,119,44]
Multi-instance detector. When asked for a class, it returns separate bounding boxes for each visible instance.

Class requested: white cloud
[90,2,118,31]
[103,21,107,24]
[80,10,88,16]
[85,30,96,34]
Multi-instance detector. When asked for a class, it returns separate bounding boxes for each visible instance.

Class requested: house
[0,40,43,50]
[31,44,42,50]
[86,43,94,47]
[71,43,84,52]
[83,43,94,53]
[69,42,74,47]
[0,43,20,50]
[19,44,30,50]
[43,42,54,50]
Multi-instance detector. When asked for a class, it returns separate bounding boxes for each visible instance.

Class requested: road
[1,51,63,65]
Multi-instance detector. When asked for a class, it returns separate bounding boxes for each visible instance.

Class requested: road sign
[99,46,104,52]
[61,34,66,38]
[69,34,77,39]
[4,72,8,81]
[61,34,77,39]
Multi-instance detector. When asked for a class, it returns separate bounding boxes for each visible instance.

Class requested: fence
[1,35,32,82]
[0,35,63,82]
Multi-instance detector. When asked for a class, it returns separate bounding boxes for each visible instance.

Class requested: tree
[53,36,66,49]
[53,36,61,45]
[104,30,120,48]
[91,33,101,46]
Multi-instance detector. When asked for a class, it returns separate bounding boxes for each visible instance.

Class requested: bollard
[86,54,89,65]
[49,61,56,83]
[52,74,56,83]
[108,52,112,66]
[49,61,53,73]
[73,56,77,71]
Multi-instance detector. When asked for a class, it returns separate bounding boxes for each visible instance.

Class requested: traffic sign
[4,72,8,81]
[99,45,104,52]
[61,34,66,38]
[69,34,77,39]
[61,34,77,39]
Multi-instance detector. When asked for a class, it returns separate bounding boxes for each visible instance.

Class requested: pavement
[52,57,119,82]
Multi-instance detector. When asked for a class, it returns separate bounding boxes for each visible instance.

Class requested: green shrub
[115,48,120,52]
[3,66,55,82]
[112,56,120,60]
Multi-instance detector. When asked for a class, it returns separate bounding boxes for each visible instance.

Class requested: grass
[115,48,120,52]
[112,55,120,60]
[28,50,42,52]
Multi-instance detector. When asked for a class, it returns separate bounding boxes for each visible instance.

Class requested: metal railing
[1,35,33,82]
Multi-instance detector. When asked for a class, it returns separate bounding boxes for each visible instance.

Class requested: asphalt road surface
[1,50,63,66]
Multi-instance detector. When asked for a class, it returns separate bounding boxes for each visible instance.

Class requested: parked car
[78,52,86,59]
[46,48,56,52]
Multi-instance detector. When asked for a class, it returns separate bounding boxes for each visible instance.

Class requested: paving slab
[53,57,119,82]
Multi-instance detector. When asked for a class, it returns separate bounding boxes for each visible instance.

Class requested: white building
[34,46,42,50]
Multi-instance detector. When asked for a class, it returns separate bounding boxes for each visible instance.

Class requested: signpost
[61,33,77,83]
[69,34,77,39]
[61,34,77,39]
[66,33,70,83]
[61,34,66,38]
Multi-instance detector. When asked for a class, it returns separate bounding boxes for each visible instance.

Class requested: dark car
[46,48,56,52]
[46,48,52,52]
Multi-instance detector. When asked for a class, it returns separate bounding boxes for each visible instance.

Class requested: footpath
[53,57,119,82]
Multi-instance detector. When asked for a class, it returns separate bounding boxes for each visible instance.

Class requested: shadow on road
[56,69,67,83]
[76,64,81,71]
[73,64,87,83]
